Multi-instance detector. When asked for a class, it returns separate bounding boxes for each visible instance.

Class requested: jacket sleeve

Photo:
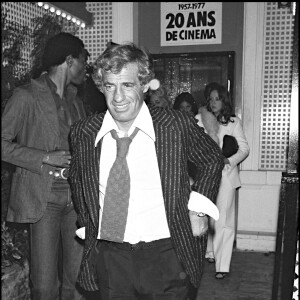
[69,123,88,227]
[1,88,46,174]
[227,117,250,168]
[187,116,224,204]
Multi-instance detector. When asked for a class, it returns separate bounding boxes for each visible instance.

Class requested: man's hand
[189,210,208,237]
[42,150,71,168]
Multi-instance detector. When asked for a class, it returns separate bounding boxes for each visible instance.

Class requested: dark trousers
[93,238,196,300]
[30,186,84,300]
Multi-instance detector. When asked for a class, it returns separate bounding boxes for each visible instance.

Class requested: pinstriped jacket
[69,105,224,290]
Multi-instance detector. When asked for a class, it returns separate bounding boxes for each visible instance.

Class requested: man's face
[102,62,147,131]
[69,51,87,85]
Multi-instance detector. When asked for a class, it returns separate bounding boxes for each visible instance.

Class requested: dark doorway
[152,52,235,108]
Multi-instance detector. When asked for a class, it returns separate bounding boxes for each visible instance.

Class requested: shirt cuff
[188,191,219,220]
[76,227,86,240]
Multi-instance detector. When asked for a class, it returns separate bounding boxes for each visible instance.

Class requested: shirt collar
[44,73,77,97]
[44,73,58,94]
[95,102,155,147]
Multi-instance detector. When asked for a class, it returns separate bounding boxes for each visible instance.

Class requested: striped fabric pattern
[69,106,224,291]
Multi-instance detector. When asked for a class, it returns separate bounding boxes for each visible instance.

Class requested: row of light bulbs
[37,2,86,28]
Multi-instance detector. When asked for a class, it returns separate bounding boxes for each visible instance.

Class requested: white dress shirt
[95,103,170,243]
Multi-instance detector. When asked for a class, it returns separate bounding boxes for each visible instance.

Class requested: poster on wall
[161,2,222,46]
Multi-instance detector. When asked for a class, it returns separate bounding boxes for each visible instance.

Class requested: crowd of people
[1,32,249,299]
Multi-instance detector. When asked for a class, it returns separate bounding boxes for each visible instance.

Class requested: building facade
[77,2,113,64]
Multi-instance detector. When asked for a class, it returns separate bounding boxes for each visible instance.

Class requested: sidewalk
[196,250,275,300]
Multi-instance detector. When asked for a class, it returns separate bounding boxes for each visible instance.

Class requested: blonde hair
[149,86,168,98]
[148,86,170,107]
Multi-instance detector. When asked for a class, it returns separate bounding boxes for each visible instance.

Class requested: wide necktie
[100,127,139,243]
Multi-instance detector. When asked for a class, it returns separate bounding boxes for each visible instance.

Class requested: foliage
[1,222,29,270]
[1,5,31,114]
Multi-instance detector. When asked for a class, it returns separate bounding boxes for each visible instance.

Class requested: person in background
[69,43,224,299]
[197,82,221,110]
[146,85,171,108]
[173,91,198,117]
[1,32,88,299]
[204,82,221,100]
[195,83,250,279]
[172,91,199,184]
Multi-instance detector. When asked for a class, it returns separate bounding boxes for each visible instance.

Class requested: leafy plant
[1,222,29,270]
[1,5,31,114]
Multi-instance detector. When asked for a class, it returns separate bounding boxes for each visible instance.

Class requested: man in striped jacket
[69,43,224,299]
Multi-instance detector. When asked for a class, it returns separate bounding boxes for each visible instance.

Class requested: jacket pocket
[7,172,46,222]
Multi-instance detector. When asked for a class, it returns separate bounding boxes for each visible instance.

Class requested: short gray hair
[96,43,154,86]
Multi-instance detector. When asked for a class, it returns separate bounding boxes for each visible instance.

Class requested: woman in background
[173,92,198,117]
[195,83,249,279]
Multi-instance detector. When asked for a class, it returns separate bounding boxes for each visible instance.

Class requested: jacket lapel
[80,114,104,228]
[73,98,86,120]
[32,75,60,138]
[69,85,87,120]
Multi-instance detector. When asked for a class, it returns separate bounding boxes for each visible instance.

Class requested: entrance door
[152,52,235,108]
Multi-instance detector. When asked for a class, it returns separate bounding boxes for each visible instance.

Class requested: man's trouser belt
[100,238,172,251]
[49,168,69,180]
